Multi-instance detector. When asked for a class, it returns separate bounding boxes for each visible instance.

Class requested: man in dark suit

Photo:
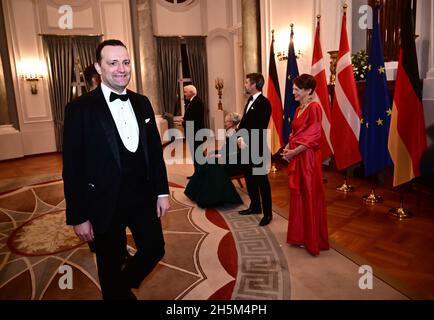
[182,85,205,177]
[63,39,170,300]
[237,73,273,226]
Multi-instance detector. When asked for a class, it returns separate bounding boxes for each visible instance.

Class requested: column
[426,0,434,80]
[422,0,434,130]
[242,0,261,75]
[135,0,161,114]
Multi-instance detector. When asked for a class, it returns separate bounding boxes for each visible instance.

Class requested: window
[70,47,87,100]
[158,0,197,12]
[367,0,417,61]
[175,42,191,116]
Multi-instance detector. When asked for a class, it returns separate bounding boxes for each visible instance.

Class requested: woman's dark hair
[96,39,127,63]
[83,64,100,86]
[293,74,317,95]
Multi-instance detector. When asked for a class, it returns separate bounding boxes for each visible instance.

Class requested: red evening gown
[286,102,329,255]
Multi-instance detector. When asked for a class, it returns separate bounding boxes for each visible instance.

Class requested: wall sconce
[275,24,303,62]
[21,73,43,94]
[18,60,46,95]
[276,49,301,61]
[215,77,224,110]
[277,51,288,61]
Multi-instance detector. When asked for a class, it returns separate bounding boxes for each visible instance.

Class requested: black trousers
[244,167,272,217]
[93,197,165,300]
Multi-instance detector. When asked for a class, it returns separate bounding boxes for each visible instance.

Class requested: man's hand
[157,196,170,218]
[73,220,94,242]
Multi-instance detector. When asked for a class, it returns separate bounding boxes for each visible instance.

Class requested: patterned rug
[0,179,290,300]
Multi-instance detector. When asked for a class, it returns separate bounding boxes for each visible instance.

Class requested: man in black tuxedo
[237,73,273,226]
[182,85,205,177]
[63,39,170,300]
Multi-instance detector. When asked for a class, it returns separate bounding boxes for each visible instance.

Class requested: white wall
[0,0,136,160]
[260,0,353,103]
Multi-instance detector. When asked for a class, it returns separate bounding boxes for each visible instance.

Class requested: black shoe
[259,216,272,226]
[238,208,262,215]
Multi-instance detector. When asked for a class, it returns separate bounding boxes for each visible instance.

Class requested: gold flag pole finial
[317,14,321,21]
[343,3,348,14]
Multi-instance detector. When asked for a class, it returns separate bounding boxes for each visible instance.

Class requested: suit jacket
[183,96,205,133]
[62,86,169,233]
[238,93,272,165]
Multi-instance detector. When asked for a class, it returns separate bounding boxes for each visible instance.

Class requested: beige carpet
[0,165,409,300]
[0,179,290,300]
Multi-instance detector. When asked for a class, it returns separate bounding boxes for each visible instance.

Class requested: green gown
[184,134,243,208]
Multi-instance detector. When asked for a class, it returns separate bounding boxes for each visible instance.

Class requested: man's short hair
[96,39,127,63]
[184,85,197,96]
[246,73,265,91]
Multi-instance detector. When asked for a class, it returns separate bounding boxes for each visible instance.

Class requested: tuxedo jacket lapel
[128,91,150,170]
[94,87,121,168]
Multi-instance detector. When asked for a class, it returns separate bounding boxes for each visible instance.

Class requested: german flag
[388,0,427,187]
[267,33,284,155]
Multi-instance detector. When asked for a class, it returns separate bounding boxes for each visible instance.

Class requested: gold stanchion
[336,179,354,192]
[337,170,354,192]
[363,175,383,204]
[363,189,383,204]
[389,190,412,220]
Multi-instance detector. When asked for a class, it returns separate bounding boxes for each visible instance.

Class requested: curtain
[42,35,73,152]
[185,36,209,128]
[74,35,101,75]
[156,37,180,120]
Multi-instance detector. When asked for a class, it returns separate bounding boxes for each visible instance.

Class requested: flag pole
[389,183,413,219]
[336,169,354,193]
[363,174,383,204]
[269,29,279,174]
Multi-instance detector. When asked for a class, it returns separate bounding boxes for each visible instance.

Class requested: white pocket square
[145,118,151,123]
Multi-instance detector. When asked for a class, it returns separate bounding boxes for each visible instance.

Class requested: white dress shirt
[101,83,139,153]
[101,83,168,199]
[245,92,262,113]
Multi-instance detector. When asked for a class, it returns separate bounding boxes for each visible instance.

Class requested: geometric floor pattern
[0,180,290,300]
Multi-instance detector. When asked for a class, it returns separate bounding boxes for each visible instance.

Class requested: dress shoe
[259,216,272,226]
[238,208,262,215]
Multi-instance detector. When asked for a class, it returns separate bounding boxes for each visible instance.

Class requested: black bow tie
[109,91,129,102]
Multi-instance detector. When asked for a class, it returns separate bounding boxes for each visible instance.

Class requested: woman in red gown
[281,74,329,256]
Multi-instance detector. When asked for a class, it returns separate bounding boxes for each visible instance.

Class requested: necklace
[300,97,313,109]
[296,97,313,119]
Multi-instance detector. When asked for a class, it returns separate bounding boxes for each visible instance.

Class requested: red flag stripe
[330,13,362,170]
[311,23,333,160]
[334,52,362,139]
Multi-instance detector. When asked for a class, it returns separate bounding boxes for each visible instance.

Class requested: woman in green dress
[185,112,243,208]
